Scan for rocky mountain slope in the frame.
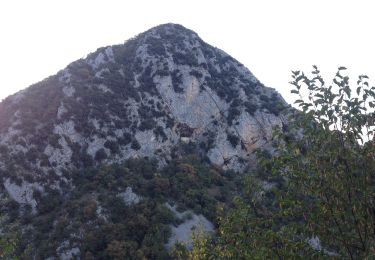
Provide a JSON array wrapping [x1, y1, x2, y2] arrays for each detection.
[[1, 23, 285, 202], [0, 23, 288, 258]]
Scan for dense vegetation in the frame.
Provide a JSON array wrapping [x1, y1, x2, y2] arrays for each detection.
[[1, 156, 237, 259], [186, 67, 375, 259]]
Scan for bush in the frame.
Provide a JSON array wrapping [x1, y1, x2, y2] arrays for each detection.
[[95, 148, 107, 161], [173, 52, 198, 66], [145, 37, 166, 57], [104, 140, 120, 154], [227, 133, 239, 148], [138, 119, 156, 131], [118, 132, 132, 146], [153, 126, 167, 141], [171, 70, 184, 93], [244, 101, 258, 115], [131, 139, 141, 150], [189, 70, 203, 78], [227, 107, 241, 126]]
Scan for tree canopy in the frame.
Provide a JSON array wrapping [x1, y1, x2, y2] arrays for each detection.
[[187, 67, 375, 259]]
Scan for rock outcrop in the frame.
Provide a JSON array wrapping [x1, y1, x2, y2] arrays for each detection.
[[0, 23, 287, 207]]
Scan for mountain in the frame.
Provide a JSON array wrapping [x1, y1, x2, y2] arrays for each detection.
[[0, 24, 288, 258]]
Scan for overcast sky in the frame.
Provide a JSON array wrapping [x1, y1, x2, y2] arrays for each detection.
[[0, 0, 374, 104]]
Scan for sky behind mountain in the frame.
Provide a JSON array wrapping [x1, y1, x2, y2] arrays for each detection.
[[0, 0, 374, 104]]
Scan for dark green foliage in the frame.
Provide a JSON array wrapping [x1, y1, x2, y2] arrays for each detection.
[[104, 140, 120, 154], [37, 189, 63, 214], [5, 200, 20, 222], [259, 92, 286, 116], [0, 230, 19, 259], [165, 116, 175, 129], [137, 104, 165, 131], [218, 55, 235, 64], [179, 142, 198, 156], [0, 76, 64, 169], [256, 92, 285, 116], [25, 147, 38, 163], [176, 123, 194, 137], [259, 94, 269, 102], [154, 126, 167, 141], [48, 134, 62, 149], [80, 151, 94, 167], [139, 65, 158, 95], [154, 25, 189, 52], [242, 81, 258, 96], [173, 52, 198, 66], [171, 70, 184, 93], [0, 145, 9, 156], [227, 107, 241, 126], [231, 98, 242, 108], [138, 119, 157, 131], [244, 101, 258, 115], [146, 36, 167, 57], [95, 148, 108, 161], [112, 37, 141, 71], [131, 139, 141, 150], [118, 132, 132, 146], [227, 133, 239, 148], [261, 99, 285, 116], [7, 156, 236, 259], [189, 70, 203, 78], [200, 131, 216, 152], [155, 69, 170, 77], [205, 67, 239, 103]]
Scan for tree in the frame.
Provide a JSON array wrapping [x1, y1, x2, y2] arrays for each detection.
[[0, 237, 17, 260], [0, 216, 18, 260], [190, 67, 375, 259], [106, 240, 137, 259]]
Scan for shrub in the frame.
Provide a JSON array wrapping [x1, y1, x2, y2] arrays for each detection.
[[227, 133, 239, 148], [227, 107, 241, 126], [145, 37, 166, 57], [189, 70, 203, 78], [95, 148, 107, 161], [244, 101, 258, 115], [131, 139, 141, 150], [171, 70, 184, 93], [104, 140, 120, 154]]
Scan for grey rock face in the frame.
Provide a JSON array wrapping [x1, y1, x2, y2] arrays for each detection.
[[0, 23, 288, 205], [3, 178, 43, 213], [117, 187, 141, 206], [164, 203, 214, 250]]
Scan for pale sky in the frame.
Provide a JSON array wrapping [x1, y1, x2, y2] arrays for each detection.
[[0, 0, 374, 104]]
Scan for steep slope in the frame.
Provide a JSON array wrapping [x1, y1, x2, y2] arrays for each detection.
[[0, 24, 286, 207], [0, 23, 289, 258]]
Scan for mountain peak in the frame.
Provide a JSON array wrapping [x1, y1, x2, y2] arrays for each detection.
[[149, 23, 193, 32], [143, 23, 197, 38], [0, 24, 289, 258], [0, 23, 287, 206]]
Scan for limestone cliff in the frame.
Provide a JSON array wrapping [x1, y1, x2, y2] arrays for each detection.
[[0, 23, 287, 208]]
